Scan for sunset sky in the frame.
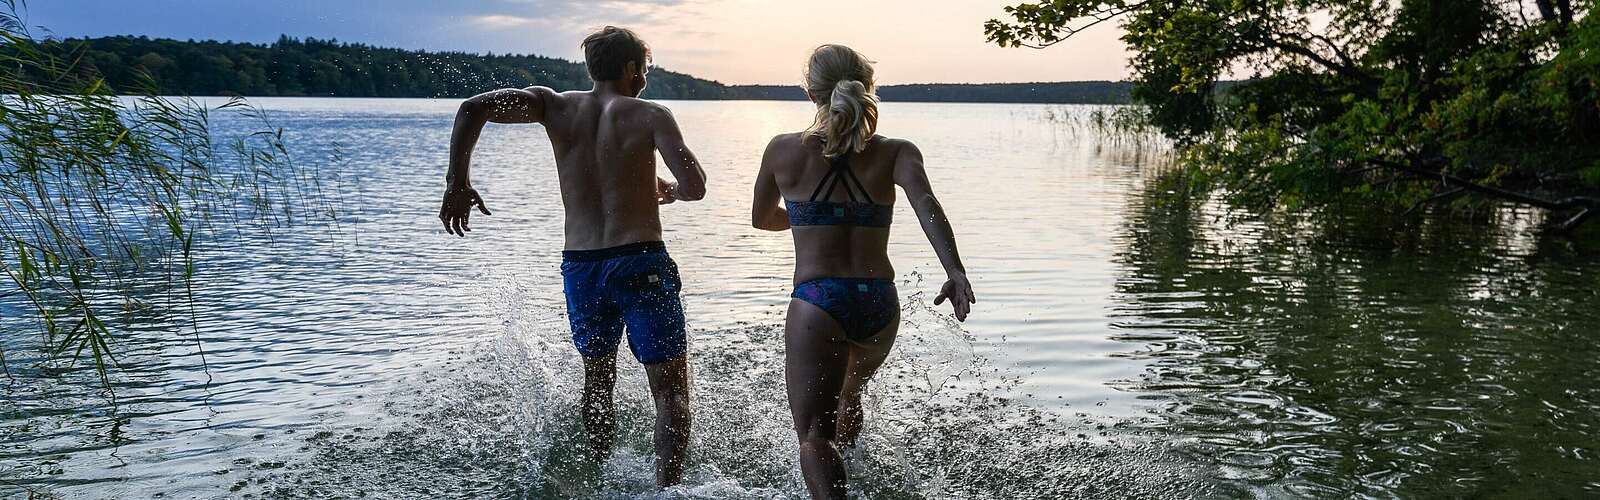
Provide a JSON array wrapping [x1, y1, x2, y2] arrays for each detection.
[[29, 0, 1132, 85]]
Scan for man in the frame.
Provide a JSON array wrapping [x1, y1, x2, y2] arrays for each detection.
[[437, 26, 707, 487]]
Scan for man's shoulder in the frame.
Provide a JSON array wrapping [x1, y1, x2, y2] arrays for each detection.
[[622, 97, 674, 118], [520, 85, 565, 101], [613, 99, 678, 132], [586, 94, 659, 111]]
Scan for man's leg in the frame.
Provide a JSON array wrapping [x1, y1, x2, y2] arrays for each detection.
[[565, 257, 624, 460], [620, 250, 691, 487], [582, 353, 619, 460], [643, 356, 691, 487]]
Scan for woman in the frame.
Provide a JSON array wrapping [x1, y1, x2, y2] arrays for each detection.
[[751, 44, 976, 499]]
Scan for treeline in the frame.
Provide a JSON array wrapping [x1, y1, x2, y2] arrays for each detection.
[[39, 35, 1132, 103], [47, 35, 725, 99], [727, 82, 1131, 104]]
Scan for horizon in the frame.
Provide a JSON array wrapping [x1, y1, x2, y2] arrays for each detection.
[[58, 33, 1137, 87], [25, 0, 1133, 86]]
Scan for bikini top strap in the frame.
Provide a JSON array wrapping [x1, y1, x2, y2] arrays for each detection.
[[808, 161, 841, 201], [806, 153, 875, 204], [836, 155, 875, 204]]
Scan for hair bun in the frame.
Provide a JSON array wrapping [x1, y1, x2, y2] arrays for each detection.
[[805, 45, 879, 158], [830, 80, 865, 112]]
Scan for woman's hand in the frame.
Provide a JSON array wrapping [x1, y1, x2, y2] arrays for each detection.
[[439, 186, 490, 236], [934, 271, 976, 322]]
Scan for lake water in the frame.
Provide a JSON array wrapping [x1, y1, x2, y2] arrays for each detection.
[[3, 98, 1598, 499]]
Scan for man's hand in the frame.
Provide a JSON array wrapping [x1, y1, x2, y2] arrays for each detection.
[[933, 271, 977, 322], [439, 186, 491, 237], [656, 177, 679, 205]]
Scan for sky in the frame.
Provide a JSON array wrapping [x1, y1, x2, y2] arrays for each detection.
[[26, 0, 1132, 85]]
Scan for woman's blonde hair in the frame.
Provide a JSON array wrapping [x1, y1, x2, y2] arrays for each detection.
[[804, 44, 878, 158]]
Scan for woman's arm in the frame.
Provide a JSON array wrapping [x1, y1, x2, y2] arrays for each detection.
[[892, 140, 975, 321], [751, 136, 791, 231]]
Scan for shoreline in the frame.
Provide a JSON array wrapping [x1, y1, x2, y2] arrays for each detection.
[[123, 94, 1141, 106]]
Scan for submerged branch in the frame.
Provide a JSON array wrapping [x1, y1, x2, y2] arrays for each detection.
[[1559, 208, 1594, 232], [1367, 158, 1600, 230], [1401, 187, 1467, 217]]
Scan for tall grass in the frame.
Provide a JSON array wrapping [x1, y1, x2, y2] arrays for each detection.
[[1039, 105, 1169, 146], [0, 1, 337, 387]]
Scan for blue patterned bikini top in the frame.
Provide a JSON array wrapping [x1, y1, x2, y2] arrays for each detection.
[[785, 153, 892, 228]]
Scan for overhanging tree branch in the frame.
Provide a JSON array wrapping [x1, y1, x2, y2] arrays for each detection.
[[1256, 35, 1378, 88], [995, 2, 1151, 49]]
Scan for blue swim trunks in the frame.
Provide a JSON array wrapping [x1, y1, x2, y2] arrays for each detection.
[[560, 241, 687, 364]]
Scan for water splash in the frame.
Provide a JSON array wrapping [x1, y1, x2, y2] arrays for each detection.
[[223, 268, 1204, 499]]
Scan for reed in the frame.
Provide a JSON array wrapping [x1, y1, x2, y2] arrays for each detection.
[[0, 1, 337, 386]]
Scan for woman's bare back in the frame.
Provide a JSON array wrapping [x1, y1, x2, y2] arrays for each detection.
[[764, 132, 909, 283]]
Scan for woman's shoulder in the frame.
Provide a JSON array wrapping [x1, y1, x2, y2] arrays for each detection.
[[767, 131, 811, 147], [764, 132, 820, 156], [868, 135, 917, 155]]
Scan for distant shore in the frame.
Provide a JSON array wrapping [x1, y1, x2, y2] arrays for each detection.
[[722, 82, 1131, 104], [51, 35, 1134, 105]]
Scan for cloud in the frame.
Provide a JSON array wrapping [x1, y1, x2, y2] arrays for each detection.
[[470, 14, 545, 29], [479, 0, 696, 23], [467, 0, 711, 49], [456, 0, 710, 69]]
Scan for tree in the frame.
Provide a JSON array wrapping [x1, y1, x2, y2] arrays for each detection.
[[988, 0, 1600, 231]]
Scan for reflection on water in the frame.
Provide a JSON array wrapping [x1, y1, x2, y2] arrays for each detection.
[[1111, 185, 1600, 497], [2, 98, 1596, 498]]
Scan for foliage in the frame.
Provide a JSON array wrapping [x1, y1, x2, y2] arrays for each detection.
[[988, 0, 1600, 231], [0, 5, 336, 385]]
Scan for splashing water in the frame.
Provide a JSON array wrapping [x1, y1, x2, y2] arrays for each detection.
[[233, 268, 1203, 499]]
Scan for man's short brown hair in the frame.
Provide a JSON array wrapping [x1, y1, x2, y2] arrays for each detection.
[[581, 26, 651, 81]]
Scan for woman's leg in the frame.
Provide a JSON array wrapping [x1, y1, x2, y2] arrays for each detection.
[[836, 313, 898, 447], [785, 299, 850, 499]]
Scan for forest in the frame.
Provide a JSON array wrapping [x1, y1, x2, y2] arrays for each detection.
[[50, 35, 724, 99], [42, 35, 1133, 103]]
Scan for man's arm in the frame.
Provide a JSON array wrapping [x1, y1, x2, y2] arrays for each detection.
[[439, 87, 551, 236], [751, 136, 790, 231], [892, 140, 976, 321], [647, 104, 707, 202]]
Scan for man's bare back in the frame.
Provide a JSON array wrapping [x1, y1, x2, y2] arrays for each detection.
[[540, 89, 705, 249], [438, 83, 705, 248]]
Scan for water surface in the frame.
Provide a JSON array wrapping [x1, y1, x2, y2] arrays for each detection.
[[2, 98, 1597, 498]]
